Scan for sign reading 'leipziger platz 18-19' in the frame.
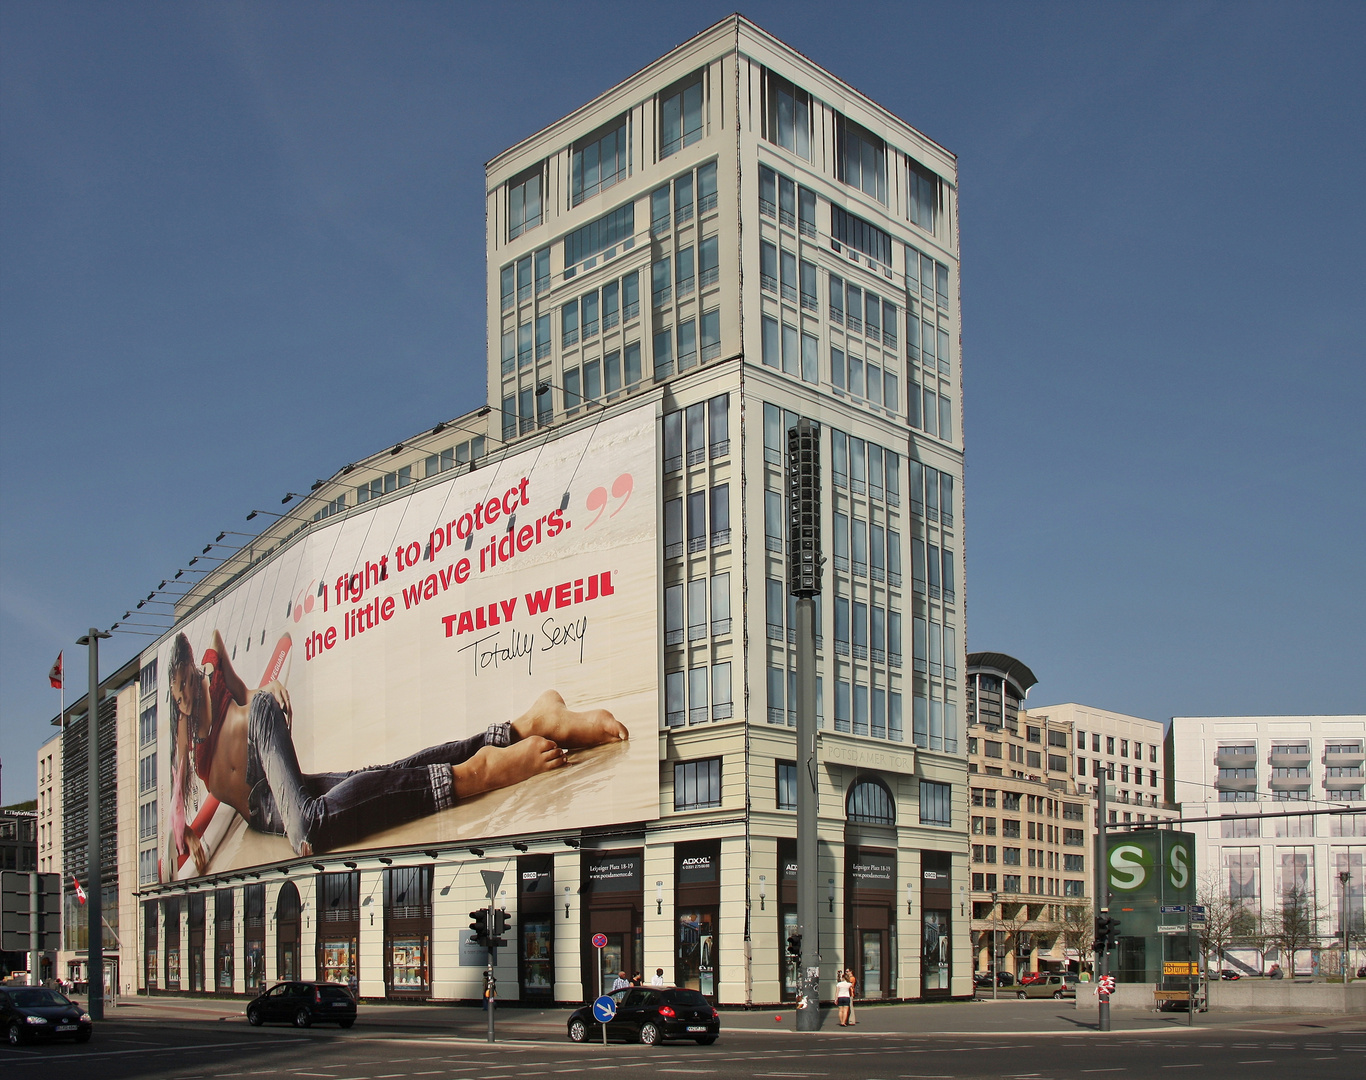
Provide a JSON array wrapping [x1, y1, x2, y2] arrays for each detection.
[[155, 410, 659, 882]]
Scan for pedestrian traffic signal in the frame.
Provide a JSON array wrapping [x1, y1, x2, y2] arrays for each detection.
[[786, 932, 802, 963], [490, 908, 511, 948], [469, 907, 490, 948]]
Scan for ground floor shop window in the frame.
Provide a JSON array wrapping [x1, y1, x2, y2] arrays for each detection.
[[388, 937, 428, 989], [166, 946, 181, 990], [145, 948, 158, 991], [677, 909, 716, 996], [922, 909, 950, 991], [320, 939, 357, 984], [217, 942, 233, 990], [245, 939, 265, 990], [522, 920, 553, 995]]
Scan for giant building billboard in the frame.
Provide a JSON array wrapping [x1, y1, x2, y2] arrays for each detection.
[[157, 410, 658, 881]]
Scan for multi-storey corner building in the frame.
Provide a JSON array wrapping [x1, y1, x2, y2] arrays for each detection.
[[1169, 714, 1365, 974], [964, 653, 1092, 977], [1028, 703, 1178, 828], [52, 16, 973, 1007]]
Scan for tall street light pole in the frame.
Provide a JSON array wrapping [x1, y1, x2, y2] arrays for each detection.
[[788, 420, 822, 1032], [76, 628, 110, 1020]]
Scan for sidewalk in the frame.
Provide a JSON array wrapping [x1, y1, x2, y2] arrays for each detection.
[[79, 993, 1366, 1038]]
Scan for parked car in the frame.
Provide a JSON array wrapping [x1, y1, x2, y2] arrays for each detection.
[[0, 986, 92, 1045], [1016, 974, 1079, 1000], [566, 986, 719, 1046], [246, 982, 356, 1028], [1018, 971, 1047, 985], [973, 971, 1016, 988], [1219, 970, 1241, 980]]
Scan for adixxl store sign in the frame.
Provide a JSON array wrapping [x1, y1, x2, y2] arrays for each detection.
[[1099, 831, 1196, 983]]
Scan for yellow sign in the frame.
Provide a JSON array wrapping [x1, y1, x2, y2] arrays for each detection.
[[1163, 962, 1198, 975]]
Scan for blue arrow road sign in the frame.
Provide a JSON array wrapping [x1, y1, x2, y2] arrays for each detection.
[[592, 995, 617, 1023], [1159, 905, 1187, 913]]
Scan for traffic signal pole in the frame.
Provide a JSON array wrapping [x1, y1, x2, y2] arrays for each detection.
[[1096, 780, 1110, 1031]]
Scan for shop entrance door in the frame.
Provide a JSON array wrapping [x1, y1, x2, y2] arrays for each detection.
[[860, 930, 886, 999], [921, 909, 951, 994]]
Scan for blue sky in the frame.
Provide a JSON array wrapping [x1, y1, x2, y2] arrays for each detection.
[[2, 3, 1363, 802]]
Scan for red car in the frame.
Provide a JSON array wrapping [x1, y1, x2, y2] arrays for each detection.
[[1018, 972, 1046, 985]]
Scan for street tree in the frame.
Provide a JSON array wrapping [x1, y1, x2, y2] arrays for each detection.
[[1059, 902, 1094, 974], [1196, 874, 1257, 975], [1266, 886, 1323, 976]]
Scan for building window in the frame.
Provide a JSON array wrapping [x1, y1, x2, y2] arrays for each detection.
[[830, 205, 893, 267], [777, 762, 797, 811], [507, 164, 543, 239], [711, 661, 732, 720], [660, 76, 703, 158], [907, 158, 937, 233], [564, 201, 635, 270], [675, 758, 721, 810], [847, 778, 895, 825], [920, 780, 951, 826], [763, 69, 810, 158], [666, 670, 685, 728], [572, 118, 627, 206], [835, 114, 887, 203], [699, 236, 719, 289]]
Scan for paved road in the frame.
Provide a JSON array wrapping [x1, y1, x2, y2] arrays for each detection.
[[4, 1010, 1363, 1080]]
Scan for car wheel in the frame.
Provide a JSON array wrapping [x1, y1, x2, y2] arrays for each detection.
[[694, 1036, 717, 1045], [1016, 991, 1026, 999], [1053, 990, 1065, 999], [339, 1019, 355, 1029], [639, 1021, 661, 1046], [294, 1008, 312, 1028], [247, 1007, 263, 1027], [568, 1019, 587, 1043], [75, 1030, 92, 1044], [7, 1022, 24, 1046]]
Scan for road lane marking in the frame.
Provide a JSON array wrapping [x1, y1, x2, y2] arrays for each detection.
[[1237, 1061, 1274, 1065]]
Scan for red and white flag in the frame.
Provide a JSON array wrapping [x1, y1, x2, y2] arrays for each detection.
[[48, 651, 63, 690], [72, 876, 87, 905]]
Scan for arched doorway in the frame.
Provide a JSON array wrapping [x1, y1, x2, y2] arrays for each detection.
[[276, 881, 301, 981]]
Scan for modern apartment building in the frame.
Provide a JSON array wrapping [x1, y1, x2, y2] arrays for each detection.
[[1028, 703, 1177, 828], [36, 733, 61, 877], [1168, 714, 1366, 974], [965, 654, 1092, 977], [87, 16, 975, 1006]]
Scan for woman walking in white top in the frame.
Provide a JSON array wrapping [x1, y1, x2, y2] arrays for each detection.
[[835, 972, 853, 1026]]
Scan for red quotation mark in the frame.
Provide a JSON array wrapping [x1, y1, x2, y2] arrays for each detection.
[[584, 473, 634, 529], [291, 580, 324, 622]]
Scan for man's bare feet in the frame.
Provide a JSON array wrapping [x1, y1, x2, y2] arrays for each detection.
[[454, 736, 567, 798], [511, 690, 629, 748]]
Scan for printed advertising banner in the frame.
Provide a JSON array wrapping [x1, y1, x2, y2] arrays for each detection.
[[159, 410, 658, 881]]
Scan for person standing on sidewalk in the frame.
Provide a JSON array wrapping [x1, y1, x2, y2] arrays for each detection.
[[835, 971, 853, 1026], [846, 969, 858, 1025]]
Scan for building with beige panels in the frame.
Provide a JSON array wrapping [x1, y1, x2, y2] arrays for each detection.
[[965, 653, 1093, 978], [50, 16, 975, 1006]]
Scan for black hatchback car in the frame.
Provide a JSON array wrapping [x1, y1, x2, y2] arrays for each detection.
[[567, 986, 719, 1046], [0, 987, 92, 1045], [246, 982, 356, 1028]]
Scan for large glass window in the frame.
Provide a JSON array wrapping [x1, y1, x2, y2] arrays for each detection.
[[907, 159, 938, 233], [660, 77, 703, 158], [764, 69, 810, 158], [675, 758, 722, 809], [572, 119, 627, 206], [508, 164, 543, 239], [836, 115, 887, 203]]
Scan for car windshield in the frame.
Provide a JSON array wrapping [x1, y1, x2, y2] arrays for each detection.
[[318, 986, 352, 1000], [663, 989, 709, 1006], [11, 989, 70, 1008]]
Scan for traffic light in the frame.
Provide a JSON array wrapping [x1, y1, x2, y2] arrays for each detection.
[[786, 932, 803, 964], [1093, 915, 1121, 952], [490, 908, 511, 949], [469, 907, 490, 948]]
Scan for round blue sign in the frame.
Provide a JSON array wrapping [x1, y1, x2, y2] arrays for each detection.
[[591, 995, 617, 1023]]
